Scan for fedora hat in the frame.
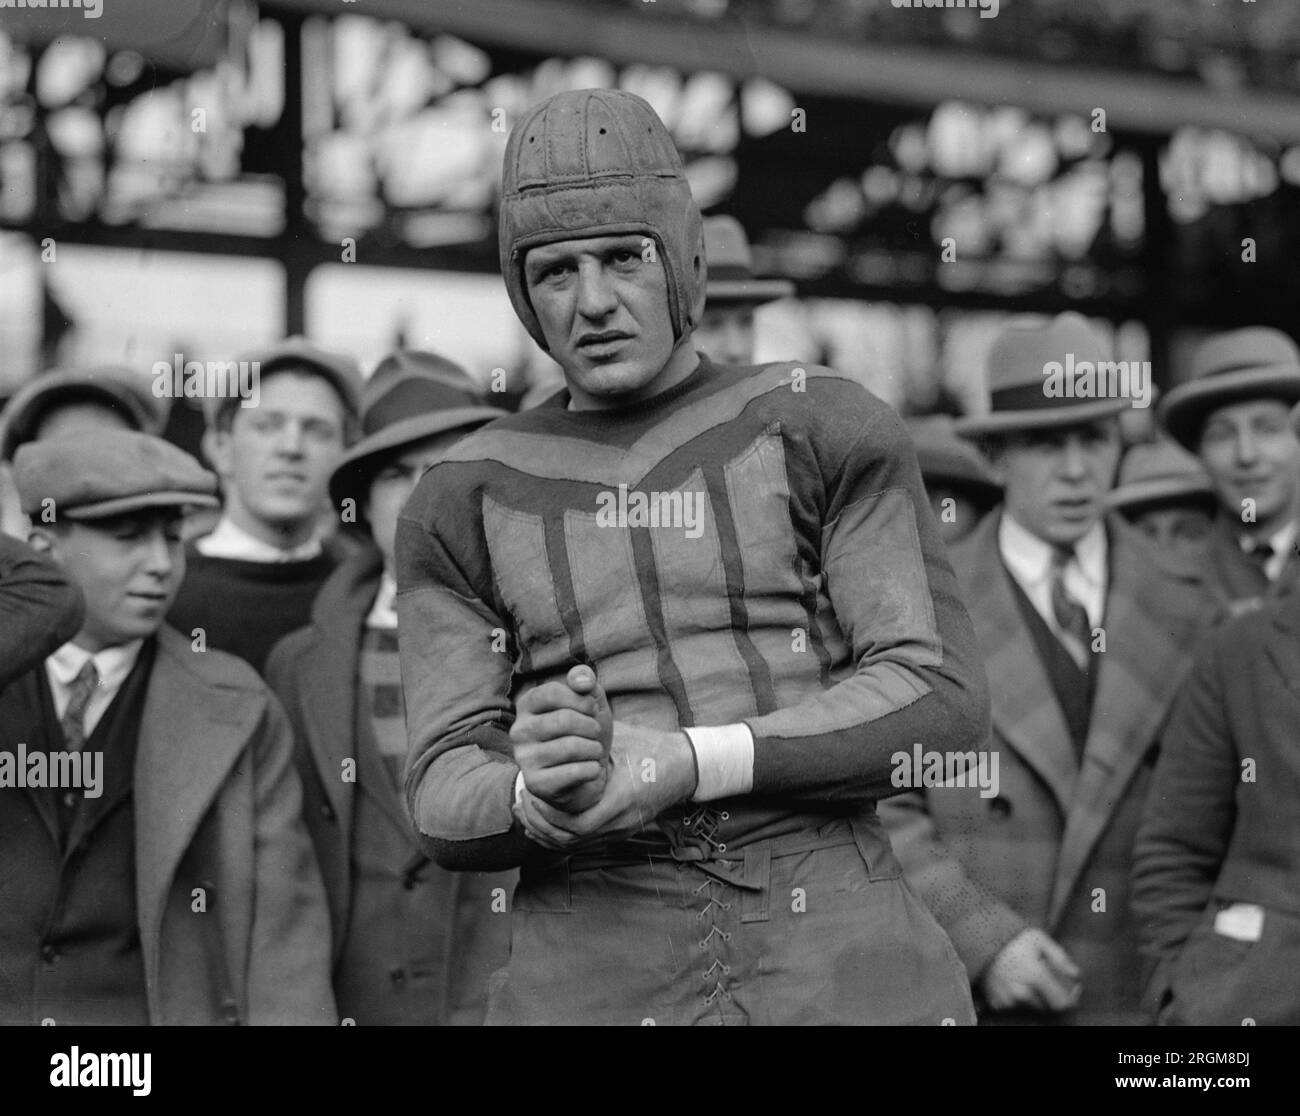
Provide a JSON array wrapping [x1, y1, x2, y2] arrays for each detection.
[[954, 313, 1132, 438], [703, 216, 795, 305], [0, 364, 168, 461], [328, 351, 506, 517], [906, 416, 1002, 508], [1157, 327, 1300, 451], [1106, 439, 1215, 515]]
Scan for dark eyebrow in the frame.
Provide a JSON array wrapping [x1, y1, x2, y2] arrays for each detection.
[[526, 246, 575, 273]]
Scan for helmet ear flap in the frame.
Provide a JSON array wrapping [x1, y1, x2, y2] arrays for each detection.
[[687, 229, 708, 332]]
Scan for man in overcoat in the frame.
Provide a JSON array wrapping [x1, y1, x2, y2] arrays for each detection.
[[1156, 327, 1300, 617], [267, 351, 512, 1025], [1129, 398, 1300, 1027], [1, 432, 335, 1025], [882, 314, 1211, 1024]]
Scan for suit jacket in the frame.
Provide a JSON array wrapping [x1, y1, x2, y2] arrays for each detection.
[[1131, 593, 1300, 1025], [0, 624, 336, 1024], [266, 546, 514, 1025], [1201, 514, 1300, 618], [880, 511, 1211, 1024], [0, 535, 83, 691]]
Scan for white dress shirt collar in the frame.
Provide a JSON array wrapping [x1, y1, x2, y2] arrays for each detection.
[[998, 512, 1108, 631], [196, 515, 324, 563], [46, 639, 145, 738]]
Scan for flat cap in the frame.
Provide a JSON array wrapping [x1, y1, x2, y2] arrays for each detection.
[[0, 364, 168, 461], [204, 336, 363, 430], [13, 431, 220, 521]]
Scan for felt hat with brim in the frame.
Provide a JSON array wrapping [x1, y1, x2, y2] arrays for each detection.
[[954, 313, 1131, 438], [703, 216, 795, 305], [907, 416, 1002, 507], [13, 431, 218, 520], [329, 351, 506, 514], [0, 365, 167, 461], [1107, 439, 1216, 514], [1157, 327, 1300, 451], [204, 336, 364, 429]]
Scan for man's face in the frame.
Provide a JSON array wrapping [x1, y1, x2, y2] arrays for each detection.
[[364, 432, 462, 573], [1126, 504, 1214, 567], [208, 370, 346, 532], [694, 303, 756, 366], [33, 512, 185, 652], [991, 418, 1122, 546], [524, 234, 683, 409], [33, 401, 133, 442], [1197, 398, 1300, 529]]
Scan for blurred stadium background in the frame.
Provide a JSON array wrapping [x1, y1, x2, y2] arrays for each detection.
[[2, 0, 1299, 452]]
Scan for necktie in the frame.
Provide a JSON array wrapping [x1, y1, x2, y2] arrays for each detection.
[[60, 659, 100, 751], [1050, 546, 1092, 664]]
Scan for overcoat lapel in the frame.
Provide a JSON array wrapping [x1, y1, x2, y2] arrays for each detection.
[[134, 627, 258, 1010], [298, 615, 362, 837], [298, 549, 410, 839], [1049, 518, 1205, 925], [1262, 600, 1300, 691], [955, 514, 1078, 816], [1206, 516, 1268, 603]]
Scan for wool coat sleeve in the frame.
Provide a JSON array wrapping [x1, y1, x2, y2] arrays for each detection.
[[243, 690, 338, 1023], [1130, 635, 1238, 1015], [0, 533, 84, 690], [878, 789, 1029, 982]]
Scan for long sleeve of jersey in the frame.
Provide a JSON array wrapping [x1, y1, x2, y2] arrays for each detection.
[[396, 360, 989, 870]]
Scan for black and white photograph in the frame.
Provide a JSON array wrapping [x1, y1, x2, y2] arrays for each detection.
[[0, 0, 1296, 1082]]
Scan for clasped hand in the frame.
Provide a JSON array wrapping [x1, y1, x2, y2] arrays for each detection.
[[508, 665, 697, 850]]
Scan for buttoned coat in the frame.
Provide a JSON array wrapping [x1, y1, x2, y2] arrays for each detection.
[[0, 624, 337, 1024], [881, 511, 1211, 1024], [1131, 592, 1300, 1025], [266, 545, 514, 1025]]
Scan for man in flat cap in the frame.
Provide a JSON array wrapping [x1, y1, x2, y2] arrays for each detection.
[[0, 363, 170, 553], [168, 336, 363, 673], [880, 313, 1211, 1024], [396, 89, 986, 1025], [1132, 405, 1300, 1026], [0, 363, 167, 464], [692, 215, 794, 367], [0, 432, 334, 1024], [267, 352, 513, 1025], [1157, 327, 1300, 616]]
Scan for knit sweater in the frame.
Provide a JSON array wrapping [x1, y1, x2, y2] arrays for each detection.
[[396, 357, 990, 870], [168, 541, 343, 675]]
